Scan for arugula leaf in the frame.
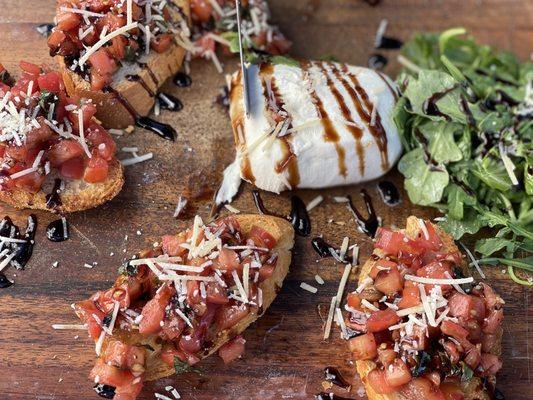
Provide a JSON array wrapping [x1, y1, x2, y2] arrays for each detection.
[[396, 28, 533, 283], [398, 148, 449, 206], [270, 55, 299, 67]]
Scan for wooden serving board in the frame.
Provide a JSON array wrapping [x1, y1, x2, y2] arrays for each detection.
[[0, 1, 531, 399]]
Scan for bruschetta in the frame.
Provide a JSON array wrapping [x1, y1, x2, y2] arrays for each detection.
[[344, 217, 504, 399], [221, 59, 401, 199], [0, 61, 123, 212], [48, 0, 191, 129], [73, 214, 294, 399]]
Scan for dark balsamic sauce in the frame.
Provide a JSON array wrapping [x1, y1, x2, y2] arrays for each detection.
[[137, 63, 159, 85], [0, 273, 13, 288], [215, 85, 230, 110], [423, 86, 457, 121], [347, 190, 379, 238], [157, 92, 183, 112], [125, 74, 155, 97], [173, 72, 192, 87], [46, 218, 69, 242], [252, 190, 311, 236], [315, 393, 354, 400], [45, 178, 63, 210], [362, 0, 381, 6], [36, 23, 54, 37], [311, 237, 351, 264], [324, 367, 351, 389], [375, 36, 403, 49], [377, 181, 400, 206], [459, 95, 476, 128], [289, 196, 311, 236], [93, 383, 116, 399], [493, 388, 505, 399], [103, 86, 176, 141], [368, 53, 388, 70]]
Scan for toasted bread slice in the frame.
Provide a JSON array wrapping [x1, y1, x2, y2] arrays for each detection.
[[76, 214, 294, 384], [57, 0, 190, 129], [355, 216, 500, 400], [0, 158, 124, 213]]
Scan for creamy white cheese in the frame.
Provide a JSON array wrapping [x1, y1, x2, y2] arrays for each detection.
[[228, 60, 402, 194]]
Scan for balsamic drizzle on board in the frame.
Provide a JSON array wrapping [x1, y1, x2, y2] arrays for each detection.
[[0, 215, 38, 289], [315, 393, 354, 400], [324, 366, 351, 389], [46, 218, 69, 242], [376, 180, 400, 206], [347, 190, 379, 238]]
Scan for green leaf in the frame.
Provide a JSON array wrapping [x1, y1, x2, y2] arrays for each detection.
[[445, 184, 476, 220], [439, 208, 483, 239], [475, 237, 515, 257], [118, 261, 138, 277], [419, 120, 463, 163], [460, 362, 474, 382], [270, 55, 299, 67], [525, 162, 533, 196], [398, 148, 449, 206], [472, 156, 513, 192]]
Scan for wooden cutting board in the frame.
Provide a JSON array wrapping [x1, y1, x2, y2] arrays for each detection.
[[0, 1, 531, 399]]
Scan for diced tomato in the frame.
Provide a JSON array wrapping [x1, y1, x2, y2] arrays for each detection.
[[107, 36, 127, 60], [346, 292, 362, 310], [348, 333, 377, 360], [217, 248, 241, 273], [48, 140, 85, 167], [67, 101, 97, 130], [248, 226, 277, 249], [104, 341, 145, 370], [47, 30, 67, 53], [90, 359, 134, 388], [449, 293, 486, 321], [369, 259, 397, 279], [193, 35, 216, 58], [114, 379, 143, 400], [13, 169, 45, 193], [84, 153, 109, 183], [481, 330, 501, 353], [440, 320, 471, 350], [161, 233, 188, 257], [266, 34, 293, 55], [367, 369, 396, 394], [216, 303, 249, 331], [160, 314, 186, 341], [478, 353, 502, 376], [89, 49, 118, 77], [257, 263, 276, 282], [190, 0, 213, 23], [151, 34, 173, 53], [377, 348, 397, 367], [37, 71, 62, 93], [85, 122, 116, 160], [96, 13, 126, 32], [397, 281, 421, 309], [416, 261, 452, 292], [366, 309, 400, 332], [464, 345, 481, 369], [139, 284, 174, 334], [374, 268, 404, 296], [206, 282, 229, 304], [74, 299, 106, 340], [400, 377, 446, 400], [19, 61, 41, 76], [56, 12, 81, 31], [5, 144, 28, 162], [218, 335, 246, 364], [90, 70, 110, 91], [480, 283, 504, 310], [11, 72, 38, 95], [87, 0, 113, 12], [442, 340, 461, 364], [385, 359, 412, 387], [375, 228, 423, 257], [60, 157, 86, 179], [482, 308, 503, 334], [415, 221, 443, 251]]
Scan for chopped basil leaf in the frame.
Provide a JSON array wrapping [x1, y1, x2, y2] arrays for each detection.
[[173, 357, 203, 376]]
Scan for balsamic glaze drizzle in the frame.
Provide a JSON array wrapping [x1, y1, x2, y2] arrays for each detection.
[[368, 53, 388, 70], [93, 383, 116, 399], [46, 218, 69, 242], [157, 92, 183, 112], [0, 214, 38, 288], [173, 72, 192, 87], [375, 36, 403, 49], [423, 86, 457, 121], [311, 237, 352, 264], [377, 181, 400, 206], [252, 189, 270, 215], [347, 190, 379, 238], [289, 196, 311, 236], [45, 178, 63, 210], [324, 367, 351, 389], [103, 86, 177, 141]]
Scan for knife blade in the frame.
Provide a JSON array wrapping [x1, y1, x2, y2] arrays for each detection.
[[235, 0, 251, 118]]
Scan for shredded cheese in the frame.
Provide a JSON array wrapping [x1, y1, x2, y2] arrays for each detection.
[[404, 275, 474, 285], [306, 195, 324, 212], [323, 296, 337, 340], [79, 22, 138, 66], [300, 282, 318, 293]]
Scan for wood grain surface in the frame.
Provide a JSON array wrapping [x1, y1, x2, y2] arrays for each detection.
[[0, 0, 531, 399]]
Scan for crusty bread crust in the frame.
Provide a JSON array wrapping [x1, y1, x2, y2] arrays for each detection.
[[57, 0, 190, 129], [92, 214, 294, 381], [0, 158, 124, 213], [355, 216, 497, 400]]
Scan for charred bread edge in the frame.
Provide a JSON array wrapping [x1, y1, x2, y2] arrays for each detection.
[[355, 216, 498, 400]]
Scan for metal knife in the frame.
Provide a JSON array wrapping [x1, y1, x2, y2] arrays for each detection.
[[235, 0, 251, 118]]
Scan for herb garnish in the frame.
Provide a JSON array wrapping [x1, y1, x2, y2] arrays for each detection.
[[394, 28, 533, 284], [173, 356, 203, 376]]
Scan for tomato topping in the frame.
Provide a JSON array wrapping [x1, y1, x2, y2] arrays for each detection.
[[139, 284, 174, 334], [385, 359, 412, 387], [13, 169, 45, 193], [151, 34, 173, 53], [366, 309, 400, 332], [448, 293, 486, 321], [60, 157, 86, 180], [84, 152, 109, 183], [19, 61, 41, 76], [375, 227, 423, 257], [397, 281, 421, 309], [48, 140, 85, 167], [161, 233, 188, 257], [369, 259, 397, 279], [190, 0, 213, 23], [346, 292, 362, 310], [374, 268, 404, 296], [56, 12, 82, 31], [74, 299, 105, 340], [206, 282, 230, 304], [216, 303, 249, 331], [217, 248, 241, 273], [478, 353, 502, 376], [85, 122, 116, 160], [377, 348, 397, 367], [248, 225, 277, 249], [367, 369, 396, 394], [218, 335, 246, 364], [440, 381, 465, 400], [37, 71, 62, 93], [400, 378, 445, 400], [482, 308, 503, 334], [348, 333, 377, 360], [89, 49, 118, 77], [416, 261, 453, 291]]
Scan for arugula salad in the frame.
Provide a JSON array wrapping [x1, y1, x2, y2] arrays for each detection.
[[393, 28, 532, 285]]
